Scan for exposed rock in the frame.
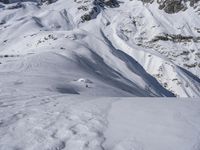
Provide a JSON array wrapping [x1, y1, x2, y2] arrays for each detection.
[[0, 0, 57, 4], [161, 0, 185, 14], [151, 33, 200, 43], [140, 0, 200, 13], [100, 0, 119, 7]]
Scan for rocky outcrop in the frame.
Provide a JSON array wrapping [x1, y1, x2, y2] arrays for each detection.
[[159, 0, 186, 14], [0, 0, 56, 4], [77, 0, 119, 22], [151, 34, 200, 43], [98, 0, 119, 7], [140, 0, 200, 13]]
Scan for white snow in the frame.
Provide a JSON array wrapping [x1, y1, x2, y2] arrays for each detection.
[[0, 0, 200, 97], [0, 0, 200, 149], [104, 98, 200, 150], [0, 96, 200, 150]]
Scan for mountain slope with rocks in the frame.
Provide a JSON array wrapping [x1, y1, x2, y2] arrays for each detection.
[[0, 0, 200, 97]]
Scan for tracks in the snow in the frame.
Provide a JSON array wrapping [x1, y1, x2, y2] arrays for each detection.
[[0, 95, 110, 150]]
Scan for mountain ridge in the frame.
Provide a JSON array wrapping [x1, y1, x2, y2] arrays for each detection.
[[0, 0, 200, 97]]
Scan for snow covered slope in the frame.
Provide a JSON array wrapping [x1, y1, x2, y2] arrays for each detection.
[[0, 0, 200, 97], [0, 96, 200, 150], [0, 1, 200, 149]]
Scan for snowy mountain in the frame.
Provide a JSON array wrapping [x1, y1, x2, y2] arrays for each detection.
[[1, 1, 200, 150], [0, 0, 200, 97], [0, 96, 200, 150]]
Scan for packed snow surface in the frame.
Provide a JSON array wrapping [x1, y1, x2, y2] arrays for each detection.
[[0, 96, 200, 150]]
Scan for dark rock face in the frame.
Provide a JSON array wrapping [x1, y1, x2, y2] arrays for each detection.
[[140, 0, 154, 3], [0, 0, 9, 4], [140, 0, 200, 13], [40, 0, 57, 4], [0, 0, 15, 3], [0, 0, 56, 4], [79, 0, 119, 22], [151, 33, 200, 43], [101, 0, 119, 7], [161, 0, 185, 14], [190, 0, 200, 6], [94, 0, 119, 8]]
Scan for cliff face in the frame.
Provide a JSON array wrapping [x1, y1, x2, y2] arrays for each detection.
[[140, 0, 200, 13]]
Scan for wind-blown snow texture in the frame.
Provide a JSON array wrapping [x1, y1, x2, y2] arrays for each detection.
[[0, 96, 200, 150]]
